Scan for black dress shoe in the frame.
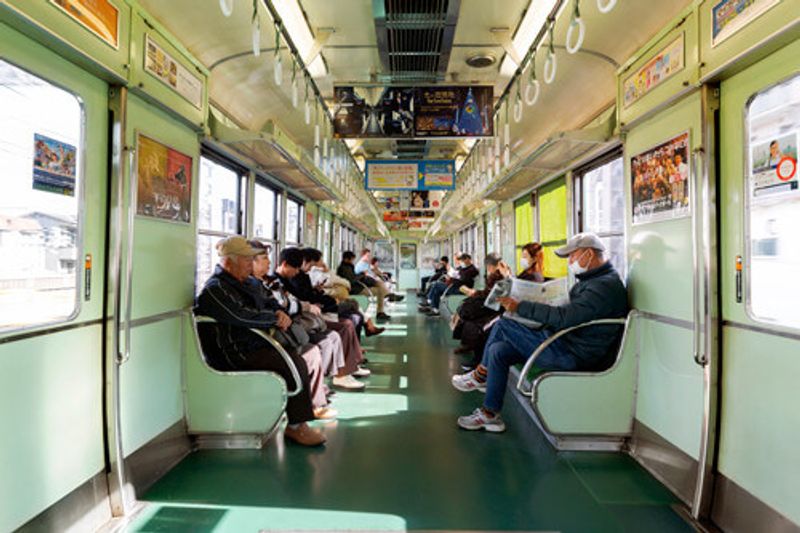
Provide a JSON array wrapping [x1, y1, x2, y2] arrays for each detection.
[[365, 326, 385, 337], [376, 312, 391, 321]]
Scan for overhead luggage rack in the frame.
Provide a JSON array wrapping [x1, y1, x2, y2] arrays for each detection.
[[486, 107, 618, 202], [208, 110, 341, 203]]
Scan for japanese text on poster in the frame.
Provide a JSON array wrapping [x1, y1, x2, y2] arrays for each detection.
[[33, 134, 77, 196], [144, 35, 203, 109], [136, 134, 193, 223], [631, 131, 691, 225], [623, 35, 684, 108]]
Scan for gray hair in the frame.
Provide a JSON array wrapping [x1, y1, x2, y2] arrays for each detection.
[[484, 253, 502, 267]]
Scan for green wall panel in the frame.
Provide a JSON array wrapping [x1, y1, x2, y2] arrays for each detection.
[[538, 178, 568, 279], [121, 318, 184, 455], [635, 319, 702, 458]]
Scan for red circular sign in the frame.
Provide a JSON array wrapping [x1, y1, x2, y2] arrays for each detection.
[[776, 156, 797, 182]]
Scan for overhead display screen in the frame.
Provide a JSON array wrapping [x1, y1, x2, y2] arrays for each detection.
[[333, 85, 493, 139]]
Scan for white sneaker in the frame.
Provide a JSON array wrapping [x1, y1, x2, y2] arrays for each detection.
[[457, 408, 506, 432], [451, 371, 486, 393], [332, 375, 366, 390], [352, 366, 371, 378]]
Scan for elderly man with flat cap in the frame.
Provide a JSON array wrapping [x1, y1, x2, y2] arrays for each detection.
[[451, 232, 628, 433], [194, 236, 325, 447]]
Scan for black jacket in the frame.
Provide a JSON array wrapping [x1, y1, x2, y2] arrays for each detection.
[[285, 271, 339, 314], [516, 262, 628, 370], [193, 265, 283, 368], [450, 263, 479, 289]]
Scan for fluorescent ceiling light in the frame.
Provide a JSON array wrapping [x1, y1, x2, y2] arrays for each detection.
[[499, 0, 560, 78], [273, 0, 327, 78]]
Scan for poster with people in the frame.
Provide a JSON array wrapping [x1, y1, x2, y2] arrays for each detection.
[[136, 134, 193, 223], [334, 85, 492, 139], [33, 133, 77, 196], [631, 132, 691, 225], [750, 133, 799, 196], [712, 0, 780, 47]]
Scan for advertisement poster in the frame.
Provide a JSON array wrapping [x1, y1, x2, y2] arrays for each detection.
[[50, 0, 119, 48], [415, 86, 493, 137], [144, 35, 203, 109], [366, 160, 455, 190], [366, 161, 418, 190], [400, 243, 417, 270], [333, 86, 415, 138], [712, 0, 780, 47], [631, 131, 691, 225], [136, 134, 193, 223], [334, 85, 492, 139], [623, 34, 684, 108], [750, 132, 798, 197], [410, 190, 445, 210], [32, 134, 77, 196]]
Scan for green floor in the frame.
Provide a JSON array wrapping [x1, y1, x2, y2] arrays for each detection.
[[129, 297, 691, 532]]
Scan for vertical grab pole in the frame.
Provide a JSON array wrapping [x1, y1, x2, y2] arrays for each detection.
[[105, 86, 132, 517], [691, 85, 721, 521]]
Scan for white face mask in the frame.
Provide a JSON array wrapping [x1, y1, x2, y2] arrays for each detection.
[[568, 250, 591, 276], [520, 258, 530, 270]]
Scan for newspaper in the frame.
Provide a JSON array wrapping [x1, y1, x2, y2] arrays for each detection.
[[484, 277, 569, 328]]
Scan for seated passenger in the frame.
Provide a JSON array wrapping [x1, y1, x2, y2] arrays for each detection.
[[298, 248, 385, 338], [418, 256, 448, 296], [454, 244, 546, 371], [194, 236, 325, 446], [337, 250, 391, 320], [249, 242, 339, 419], [274, 247, 368, 391], [452, 233, 628, 433], [420, 253, 479, 316]]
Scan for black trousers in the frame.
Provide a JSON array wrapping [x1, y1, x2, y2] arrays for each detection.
[[420, 275, 432, 292], [235, 347, 315, 424]]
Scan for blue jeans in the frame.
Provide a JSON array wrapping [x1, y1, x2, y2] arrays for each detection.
[[481, 318, 576, 412], [427, 281, 449, 309]]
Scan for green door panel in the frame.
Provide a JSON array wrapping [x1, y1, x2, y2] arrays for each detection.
[[121, 318, 184, 455], [718, 38, 800, 525], [0, 21, 109, 532]]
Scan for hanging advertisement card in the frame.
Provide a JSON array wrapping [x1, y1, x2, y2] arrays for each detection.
[[712, 0, 781, 47], [32, 134, 77, 196], [144, 35, 203, 109], [366, 161, 419, 190], [631, 131, 691, 225], [422, 161, 455, 188], [623, 34, 684, 108], [750, 132, 799, 197], [332, 86, 415, 138], [50, 0, 119, 49], [136, 133, 193, 223], [415, 86, 493, 137]]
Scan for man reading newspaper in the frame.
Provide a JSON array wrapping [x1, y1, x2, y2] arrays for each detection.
[[451, 233, 629, 433]]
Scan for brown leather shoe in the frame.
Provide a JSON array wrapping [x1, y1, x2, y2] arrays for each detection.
[[284, 423, 326, 446]]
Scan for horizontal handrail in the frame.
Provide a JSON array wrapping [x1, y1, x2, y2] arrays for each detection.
[[516, 313, 633, 397], [194, 315, 303, 397]]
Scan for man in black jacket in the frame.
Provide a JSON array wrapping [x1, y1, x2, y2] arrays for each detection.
[[418, 256, 448, 296], [452, 233, 628, 433], [421, 254, 479, 316], [337, 251, 391, 319], [194, 236, 325, 446]]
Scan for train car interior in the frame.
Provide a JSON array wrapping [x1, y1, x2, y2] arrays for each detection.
[[1, 0, 799, 531]]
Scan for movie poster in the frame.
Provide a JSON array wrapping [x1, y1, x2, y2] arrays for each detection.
[[333, 85, 492, 138], [33, 134, 77, 196], [712, 0, 780, 47], [415, 86, 493, 137], [631, 132, 691, 225], [136, 134, 193, 223], [750, 132, 799, 197]]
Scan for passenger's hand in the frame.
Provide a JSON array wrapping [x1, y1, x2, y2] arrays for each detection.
[[497, 296, 520, 313], [275, 310, 292, 331], [498, 261, 512, 278], [464, 288, 476, 297], [307, 304, 322, 316]]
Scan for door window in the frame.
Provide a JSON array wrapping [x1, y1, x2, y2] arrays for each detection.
[[0, 60, 84, 331], [745, 74, 800, 329]]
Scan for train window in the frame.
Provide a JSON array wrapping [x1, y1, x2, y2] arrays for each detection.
[[745, 74, 800, 329], [196, 154, 244, 292], [575, 154, 626, 277], [253, 180, 277, 241], [285, 197, 302, 245], [0, 60, 83, 331]]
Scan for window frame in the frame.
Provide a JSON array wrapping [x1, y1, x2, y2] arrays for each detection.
[[743, 73, 800, 331], [0, 59, 87, 334], [284, 195, 304, 246]]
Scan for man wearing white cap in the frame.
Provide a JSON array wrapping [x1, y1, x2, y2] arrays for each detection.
[[194, 236, 325, 446], [452, 232, 628, 433]]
